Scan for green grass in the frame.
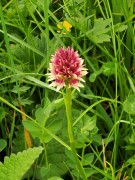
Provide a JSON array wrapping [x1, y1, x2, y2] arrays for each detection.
[[0, 0, 135, 179]]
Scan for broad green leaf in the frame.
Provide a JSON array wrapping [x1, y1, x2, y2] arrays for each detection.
[[82, 153, 94, 166], [73, 109, 98, 147], [11, 85, 30, 94], [92, 134, 102, 146], [125, 145, 135, 151], [91, 34, 111, 43], [13, 125, 25, 153], [72, 167, 96, 179], [93, 18, 111, 35], [23, 119, 62, 143], [101, 62, 115, 76], [43, 120, 62, 143], [40, 166, 49, 177], [84, 168, 97, 178], [129, 133, 135, 144], [81, 115, 97, 133], [47, 164, 67, 178], [23, 120, 41, 132], [65, 149, 74, 162], [46, 139, 68, 177], [35, 107, 47, 124], [126, 155, 135, 164], [89, 62, 115, 82], [123, 94, 135, 114], [48, 177, 63, 180], [86, 18, 111, 43], [23, 120, 43, 142], [0, 139, 7, 152], [0, 147, 43, 180], [0, 107, 6, 123], [35, 102, 55, 125], [115, 24, 128, 32], [12, 97, 33, 107], [89, 70, 101, 82]]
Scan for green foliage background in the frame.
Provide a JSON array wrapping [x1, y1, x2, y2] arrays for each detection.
[[0, 0, 135, 179]]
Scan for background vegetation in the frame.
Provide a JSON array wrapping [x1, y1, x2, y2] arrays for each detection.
[[0, 0, 135, 179]]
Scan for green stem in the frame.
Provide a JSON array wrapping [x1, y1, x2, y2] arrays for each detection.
[[64, 86, 87, 180]]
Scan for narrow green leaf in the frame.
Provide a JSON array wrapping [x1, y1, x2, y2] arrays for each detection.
[[0, 107, 6, 123], [0, 139, 7, 152]]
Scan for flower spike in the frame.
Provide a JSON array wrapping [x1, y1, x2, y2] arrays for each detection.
[[48, 47, 87, 91]]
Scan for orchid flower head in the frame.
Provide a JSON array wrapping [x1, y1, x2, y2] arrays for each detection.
[[48, 47, 87, 91]]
